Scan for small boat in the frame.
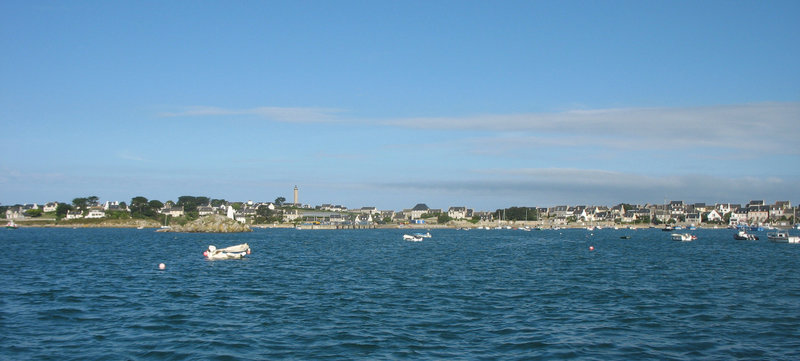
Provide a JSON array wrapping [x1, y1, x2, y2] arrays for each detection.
[[767, 231, 800, 244], [661, 226, 674, 232], [403, 234, 423, 242], [6, 220, 19, 229], [203, 243, 251, 260], [413, 232, 432, 238], [733, 230, 758, 240], [671, 233, 696, 242], [620, 236, 631, 239]]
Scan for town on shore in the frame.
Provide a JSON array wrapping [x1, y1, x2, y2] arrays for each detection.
[[3, 189, 798, 230]]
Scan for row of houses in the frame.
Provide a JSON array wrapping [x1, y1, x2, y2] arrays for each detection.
[[536, 200, 796, 225], [5, 198, 797, 226]]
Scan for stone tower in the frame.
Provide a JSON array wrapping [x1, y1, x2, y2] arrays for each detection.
[[293, 185, 299, 205]]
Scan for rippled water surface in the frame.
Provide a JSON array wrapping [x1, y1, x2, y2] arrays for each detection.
[[2, 227, 799, 360]]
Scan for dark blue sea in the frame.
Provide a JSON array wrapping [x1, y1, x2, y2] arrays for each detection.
[[1, 227, 799, 360]]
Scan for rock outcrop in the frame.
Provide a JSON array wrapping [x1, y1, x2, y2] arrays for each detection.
[[158, 214, 252, 233]]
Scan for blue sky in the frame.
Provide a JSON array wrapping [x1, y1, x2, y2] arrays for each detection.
[[1, 0, 798, 210]]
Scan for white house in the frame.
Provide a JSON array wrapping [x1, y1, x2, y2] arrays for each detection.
[[729, 208, 748, 225], [282, 209, 301, 222], [5, 206, 24, 219], [359, 207, 380, 215], [163, 206, 185, 217], [66, 211, 83, 220], [86, 209, 106, 219], [43, 202, 59, 212], [706, 209, 724, 223], [448, 206, 469, 220]]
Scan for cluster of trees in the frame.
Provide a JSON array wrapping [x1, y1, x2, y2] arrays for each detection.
[[494, 207, 539, 221]]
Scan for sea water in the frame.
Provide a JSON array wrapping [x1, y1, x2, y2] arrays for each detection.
[[1, 227, 798, 360]]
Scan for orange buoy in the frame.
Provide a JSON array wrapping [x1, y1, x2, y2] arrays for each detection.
[[589, 246, 594, 251], [158, 263, 166, 270]]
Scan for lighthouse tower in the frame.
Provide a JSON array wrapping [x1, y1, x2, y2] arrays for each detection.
[[293, 185, 299, 205]]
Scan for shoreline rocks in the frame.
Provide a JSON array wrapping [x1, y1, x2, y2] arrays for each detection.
[[157, 214, 252, 233]]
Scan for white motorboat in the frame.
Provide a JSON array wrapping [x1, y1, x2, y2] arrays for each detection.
[[403, 234, 423, 242], [767, 231, 800, 243], [413, 232, 432, 238], [671, 233, 696, 242], [733, 230, 758, 240], [204, 243, 251, 260]]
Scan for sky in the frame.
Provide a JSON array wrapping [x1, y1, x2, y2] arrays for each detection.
[[1, 0, 799, 211]]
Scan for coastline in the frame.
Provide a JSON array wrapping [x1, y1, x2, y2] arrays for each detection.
[[5, 217, 743, 231]]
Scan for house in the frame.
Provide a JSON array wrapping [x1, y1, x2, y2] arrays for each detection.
[[234, 209, 256, 223], [669, 201, 686, 216], [43, 202, 59, 212], [715, 203, 735, 215], [85, 209, 106, 219], [359, 207, 380, 215], [611, 204, 627, 217], [686, 212, 702, 224], [405, 203, 430, 220], [66, 211, 83, 220], [653, 209, 671, 223], [706, 209, 724, 223], [329, 213, 347, 224], [550, 206, 570, 218], [447, 206, 469, 220], [355, 214, 373, 224], [729, 208, 748, 225], [747, 205, 769, 224], [622, 210, 638, 223], [691, 203, 709, 213], [103, 201, 122, 210], [163, 206, 185, 217], [282, 209, 301, 222], [573, 206, 588, 221], [5, 206, 24, 219], [472, 211, 494, 222], [198, 206, 215, 216], [319, 204, 347, 212], [380, 210, 395, 221]]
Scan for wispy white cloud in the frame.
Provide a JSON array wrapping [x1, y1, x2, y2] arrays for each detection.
[[382, 102, 800, 152], [374, 167, 798, 206], [159, 106, 345, 123], [116, 151, 147, 162]]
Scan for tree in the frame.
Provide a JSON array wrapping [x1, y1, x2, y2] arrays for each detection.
[[56, 203, 73, 219], [72, 197, 88, 211], [87, 196, 100, 206], [130, 196, 149, 216], [148, 200, 164, 211], [275, 197, 286, 206], [24, 209, 43, 217], [437, 214, 452, 224]]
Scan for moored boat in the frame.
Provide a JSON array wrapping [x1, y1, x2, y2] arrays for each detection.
[[6, 220, 18, 229], [671, 233, 696, 241], [733, 230, 758, 240], [767, 231, 800, 244], [203, 243, 251, 260], [403, 234, 423, 242]]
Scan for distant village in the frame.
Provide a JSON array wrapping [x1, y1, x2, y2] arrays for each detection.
[[3, 192, 798, 228]]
